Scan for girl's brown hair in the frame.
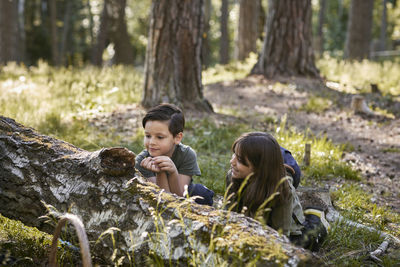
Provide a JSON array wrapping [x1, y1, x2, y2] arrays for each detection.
[[229, 132, 290, 217]]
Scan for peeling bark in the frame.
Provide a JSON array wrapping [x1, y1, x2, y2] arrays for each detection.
[[0, 116, 320, 265]]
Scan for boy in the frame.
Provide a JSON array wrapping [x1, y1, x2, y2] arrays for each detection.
[[135, 104, 213, 205]]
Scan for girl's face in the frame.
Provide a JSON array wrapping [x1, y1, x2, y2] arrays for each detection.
[[230, 148, 254, 179]]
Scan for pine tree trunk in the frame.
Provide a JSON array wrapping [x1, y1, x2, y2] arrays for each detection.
[[0, 0, 20, 64], [49, 0, 60, 66], [91, 0, 110, 66], [315, 0, 326, 55], [251, 0, 319, 78], [0, 116, 319, 265], [379, 0, 387, 51], [219, 0, 229, 64], [111, 0, 135, 65], [201, 0, 212, 67], [237, 0, 260, 61], [344, 0, 374, 60], [143, 0, 212, 112]]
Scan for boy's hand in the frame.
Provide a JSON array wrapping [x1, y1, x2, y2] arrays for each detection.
[[140, 157, 161, 173], [152, 156, 178, 175]]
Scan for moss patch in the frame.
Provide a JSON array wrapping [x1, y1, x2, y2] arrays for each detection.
[[0, 213, 52, 265]]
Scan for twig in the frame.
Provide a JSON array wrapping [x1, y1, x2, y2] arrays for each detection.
[[326, 207, 399, 261], [49, 213, 92, 267]]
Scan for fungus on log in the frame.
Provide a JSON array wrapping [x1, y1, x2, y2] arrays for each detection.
[[0, 116, 320, 265]]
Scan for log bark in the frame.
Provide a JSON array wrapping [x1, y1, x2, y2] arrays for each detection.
[[0, 116, 320, 265]]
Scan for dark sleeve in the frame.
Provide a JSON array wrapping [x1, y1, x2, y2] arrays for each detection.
[[280, 146, 301, 188], [177, 147, 201, 176], [134, 150, 155, 178]]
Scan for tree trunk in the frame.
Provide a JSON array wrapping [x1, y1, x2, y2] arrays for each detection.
[[251, 0, 319, 78], [237, 0, 260, 61], [91, 0, 110, 66], [201, 0, 212, 67], [60, 0, 72, 65], [49, 0, 60, 66], [143, 0, 213, 112], [219, 0, 229, 64], [0, 115, 319, 265], [379, 0, 387, 51], [315, 0, 326, 56], [110, 0, 134, 65], [344, 0, 374, 60], [0, 0, 20, 64]]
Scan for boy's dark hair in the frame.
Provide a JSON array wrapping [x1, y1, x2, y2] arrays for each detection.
[[142, 103, 185, 136]]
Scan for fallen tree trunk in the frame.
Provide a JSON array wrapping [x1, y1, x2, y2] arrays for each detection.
[[0, 116, 319, 265]]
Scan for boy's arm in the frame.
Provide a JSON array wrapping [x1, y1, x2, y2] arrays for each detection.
[[156, 171, 170, 192], [153, 156, 190, 197]]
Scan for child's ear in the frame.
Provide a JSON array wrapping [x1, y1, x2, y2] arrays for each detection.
[[174, 132, 183, 144]]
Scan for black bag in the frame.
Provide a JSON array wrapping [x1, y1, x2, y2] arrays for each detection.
[[187, 183, 214, 206], [280, 146, 301, 188]]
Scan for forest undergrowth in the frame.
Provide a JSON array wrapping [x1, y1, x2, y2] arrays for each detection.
[[1, 55, 400, 265]]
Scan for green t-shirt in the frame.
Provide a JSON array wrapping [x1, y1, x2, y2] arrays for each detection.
[[135, 143, 201, 178]]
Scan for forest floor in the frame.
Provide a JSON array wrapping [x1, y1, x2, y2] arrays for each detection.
[[202, 75, 400, 214], [91, 75, 400, 215]]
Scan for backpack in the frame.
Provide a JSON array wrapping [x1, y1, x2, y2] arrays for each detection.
[[280, 146, 301, 188]]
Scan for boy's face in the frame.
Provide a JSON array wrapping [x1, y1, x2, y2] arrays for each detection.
[[144, 120, 182, 158]]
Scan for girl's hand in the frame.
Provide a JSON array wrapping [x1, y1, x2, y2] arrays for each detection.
[[152, 156, 178, 175], [140, 157, 161, 173]]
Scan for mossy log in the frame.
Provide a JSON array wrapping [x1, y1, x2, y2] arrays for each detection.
[[0, 116, 320, 265]]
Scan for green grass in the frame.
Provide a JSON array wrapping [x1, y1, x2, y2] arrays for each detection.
[[300, 96, 332, 114], [317, 54, 400, 96], [0, 213, 52, 266], [0, 61, 143, 134]]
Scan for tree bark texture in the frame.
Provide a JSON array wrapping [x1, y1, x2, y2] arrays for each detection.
[[110, 0, 135, 65], [49, 0, 60, 66], [237, 0, 260, 61], [201, 0, 212, 67], [251, 0, 319, 78], [379, 0, 388, 51], [315, 0, 327, 55], [344, 0, 374, 60], [0, 0, 21, 64], [143, 0, 213, 112], [0, 116, 319, 265], [91, 0, 110, 66], [219, 0, 230, 64]]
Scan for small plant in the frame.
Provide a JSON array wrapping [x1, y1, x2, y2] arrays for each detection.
[[300, 96, 332, 114]]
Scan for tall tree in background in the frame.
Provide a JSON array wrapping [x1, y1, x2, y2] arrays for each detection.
[[237, 0, 260, 60], [201, 0, 212, 67], [143, 0, 212, 112], [219, 0, 229, 64], [110, 0, 135, 64], [344, 0, 374, 60], [251, 0, 319, 78], [92, 0, 110, 66], [49, 0, 60, 65], [91, 0, 134, 66], [379, 0, 388, 51], [0, 0, 21, 64], [315, 0, 327, 55]]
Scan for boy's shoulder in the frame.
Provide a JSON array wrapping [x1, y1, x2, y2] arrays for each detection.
[[173, 143, 197, 160]]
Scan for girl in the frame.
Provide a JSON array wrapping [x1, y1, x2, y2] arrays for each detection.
[[226, 132, 328, 251]]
